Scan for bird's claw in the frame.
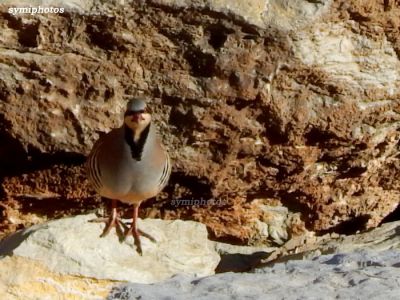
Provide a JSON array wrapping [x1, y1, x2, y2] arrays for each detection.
[[137, 229, 156, 243], [124, 226, 156, 255], [89, 216, 127, 239]]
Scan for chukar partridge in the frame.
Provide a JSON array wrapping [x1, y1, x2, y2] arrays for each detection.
[[86, 98, 171, 255]]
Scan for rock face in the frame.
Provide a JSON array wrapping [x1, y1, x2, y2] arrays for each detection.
[[109, 222, 400, 299], [0, 0, 399, 243], [109, 249, 400, 300], [0, 214, 220, 298], [1, 217, 398, 299], [0, 256, 115, 299], [0, 214, 220, 282], [264, 220, 400, 264]]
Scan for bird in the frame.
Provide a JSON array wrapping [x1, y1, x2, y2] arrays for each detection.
[[86, 98, 171, 255]]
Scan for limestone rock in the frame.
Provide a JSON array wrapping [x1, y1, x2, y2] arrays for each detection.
[[108, 249, 400, 299], [292, 22, 400, 91], [319, 220, 400, 254], [109, 223, 400, 299], [0, 256, 115, 300], [153, 0, 331, 29], [264, 221, 400, 264], [0, 214, 220, 288]]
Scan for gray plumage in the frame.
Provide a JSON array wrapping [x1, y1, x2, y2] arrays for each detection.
[[86, 99, 171, 253], [126, 98, 147, 113], [87, 124, 170, 204]]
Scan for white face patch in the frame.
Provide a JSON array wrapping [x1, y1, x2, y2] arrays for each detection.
[[124, 113, 152, 141]]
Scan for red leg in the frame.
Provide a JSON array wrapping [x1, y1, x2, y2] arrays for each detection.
[[90, 199, 125, 237], [124, 203, 156, 255]]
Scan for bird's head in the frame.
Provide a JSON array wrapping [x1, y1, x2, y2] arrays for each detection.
[[124, 98, 152, 131]]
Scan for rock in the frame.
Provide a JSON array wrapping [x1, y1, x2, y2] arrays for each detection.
[[292, 22, 400, 91], [330, 220, 400, 252], [107, 221, 400, 300], [212, 240, 276, 273], [108, 249, 400, 299], [0, 214, 220, 298], [0, 256, 114, 299], [153, 0, 331, 29], [1, 0, 400, 244], [263, 221, 400, 264]]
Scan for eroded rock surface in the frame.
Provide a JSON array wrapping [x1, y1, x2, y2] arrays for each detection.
[[1, 217, 399, 299], [0, 0, 399, 243], [0, 214, 220, 282], [110, 222, 400, 299], [108, 250, 400, 300], [0, 213, 220, 300], [263, 220, 400, 266]]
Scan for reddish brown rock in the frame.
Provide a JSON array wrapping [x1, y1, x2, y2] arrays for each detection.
[[0, 0, 399, 243]]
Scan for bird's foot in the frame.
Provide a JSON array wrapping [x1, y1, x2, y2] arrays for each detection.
[[124, 226, 156, 255], [89, 216, 127, 238], [137, 229, 157, 243]]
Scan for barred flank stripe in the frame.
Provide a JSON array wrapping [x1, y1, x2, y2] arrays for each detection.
[[87, 141, 103, 190], [158, 152, 171, 191]]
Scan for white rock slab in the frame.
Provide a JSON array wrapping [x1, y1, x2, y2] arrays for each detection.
[[153, 0, 331, 29], [292, 22, 400, 92], [0, 214, 220, 284]]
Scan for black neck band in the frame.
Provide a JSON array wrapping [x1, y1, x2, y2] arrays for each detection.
[[124, 124, 150, 161]]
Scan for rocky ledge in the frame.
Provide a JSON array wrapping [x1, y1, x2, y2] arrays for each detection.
[[109, 249, 400, 300], [0, 214, 220, 299], [0, 215, 399, 299]]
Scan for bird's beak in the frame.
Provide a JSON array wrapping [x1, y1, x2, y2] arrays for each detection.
[[131, 113, 144, 123]]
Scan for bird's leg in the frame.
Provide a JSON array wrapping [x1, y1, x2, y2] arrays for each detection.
[[124, 203, 156, 255], [90, 199, 126, 238]]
